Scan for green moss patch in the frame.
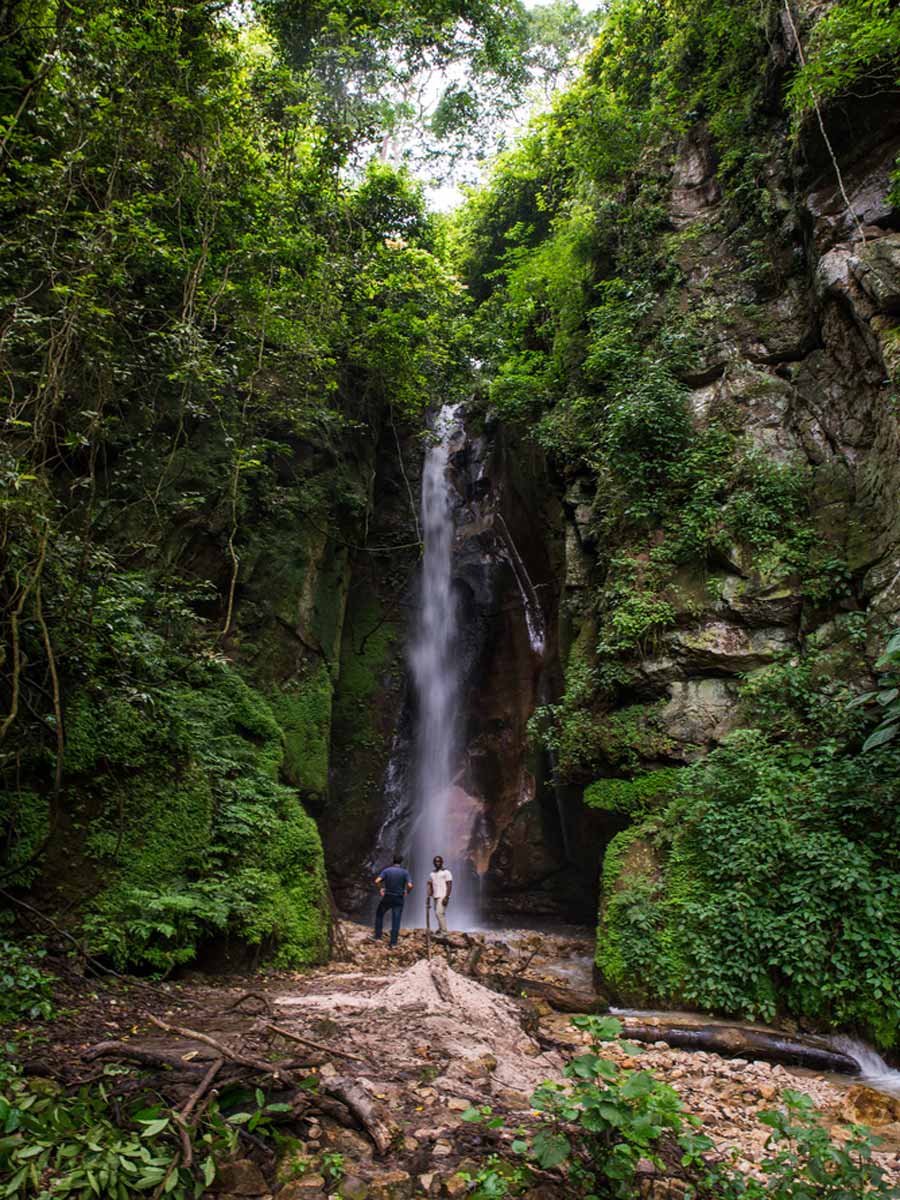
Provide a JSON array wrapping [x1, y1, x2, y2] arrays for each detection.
[[65, 661, 328, 972]]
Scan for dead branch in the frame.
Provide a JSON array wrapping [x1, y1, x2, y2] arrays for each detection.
[[82, 1041, 205, 1072], [179, 1057, 223, 1121], [327, 881, 351, 962], [223, 991, 273, 1016], [308, 1093, 353, 1127], [171, 1112, 193, 1170], [0, 886, 175, 999], [486, 973, 606, 1014], [147, 1014, 289, 1081], [265, 1022, 369, 1063], [429, 959, 454, 1006], [464, 941, 483, 978]]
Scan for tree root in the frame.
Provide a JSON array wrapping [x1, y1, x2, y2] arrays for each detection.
[[222, 991, 273, 1016]]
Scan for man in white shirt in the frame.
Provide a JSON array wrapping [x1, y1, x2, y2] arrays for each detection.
[[427, 855, 453, 934]]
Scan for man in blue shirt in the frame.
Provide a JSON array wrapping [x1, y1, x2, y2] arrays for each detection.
[[373, 854, 413, 947]]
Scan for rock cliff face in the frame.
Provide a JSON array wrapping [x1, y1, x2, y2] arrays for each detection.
[[557, 105, 900, 770], [320, 18, 900, 947], [326, 91, 900, 931]]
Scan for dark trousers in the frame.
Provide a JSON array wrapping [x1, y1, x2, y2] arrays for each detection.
[[374, 895, 404, 946]]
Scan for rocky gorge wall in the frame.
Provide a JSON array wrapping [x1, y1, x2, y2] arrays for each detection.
[[324, 410, 611, 922], [327, 26, 900, 940], [565, 99, 900, 764], [451, 2, 900, 1045]]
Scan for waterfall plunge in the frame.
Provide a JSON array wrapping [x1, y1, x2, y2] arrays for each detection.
[[408, 404, 477, 928]]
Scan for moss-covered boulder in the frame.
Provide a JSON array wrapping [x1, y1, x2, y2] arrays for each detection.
[[49, 662, 329, 972]]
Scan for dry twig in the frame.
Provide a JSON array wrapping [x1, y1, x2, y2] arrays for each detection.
[[265, 1022, 369, 1063]]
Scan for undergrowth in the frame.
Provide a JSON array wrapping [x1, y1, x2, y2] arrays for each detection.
[[462, 1016, 900, 1199], [0, 1049, 293, 1199]]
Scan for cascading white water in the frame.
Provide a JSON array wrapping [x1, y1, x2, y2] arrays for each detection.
[[408, 403, 477, 927], [829, 1036, 900, 1098]]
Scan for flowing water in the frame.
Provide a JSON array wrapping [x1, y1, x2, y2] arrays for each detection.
[[828, 1035, 900, 1098], [408, 403, 478, 927]]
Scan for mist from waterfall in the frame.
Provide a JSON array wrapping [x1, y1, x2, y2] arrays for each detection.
[[408, 403, 477, 928]]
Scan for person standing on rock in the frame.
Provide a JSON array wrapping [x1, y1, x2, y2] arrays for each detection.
[[373, 854, 413, 947], [427, 855, 453, 934]]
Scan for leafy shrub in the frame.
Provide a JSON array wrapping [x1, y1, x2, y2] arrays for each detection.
[[786, 0, 900, 120], [0, 1050, 290, 1199], [849, 627, 900, 752], [70, 660, 329, 974], [471, 1016, 900, 1198], [0, 941, 55, 1026], [597, 730, 900, 1046]]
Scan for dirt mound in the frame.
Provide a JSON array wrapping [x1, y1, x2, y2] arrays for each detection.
[[276, 956, 563, 1100]]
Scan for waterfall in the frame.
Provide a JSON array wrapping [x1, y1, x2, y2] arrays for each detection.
[[408, 403, 477, 927]]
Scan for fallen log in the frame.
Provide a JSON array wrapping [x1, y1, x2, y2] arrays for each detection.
[[82, 1041, 206, 1072], [322, 1077, 395, 1156], [617, 1018, 861, 1075], [486, 973, 608, 1015]]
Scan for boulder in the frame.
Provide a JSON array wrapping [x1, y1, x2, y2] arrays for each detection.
[[720, 574, 801, 626], [278, 1180, 326, 1199], [338, 1178, 370, 1200], [661, 621, 792, 673], [211, 1160, 269, 1196], [659, 678, 739, 751], [366, 1169, 413, 1199], [853, 235, 900, 314], [842, 1084, 900, 1128]]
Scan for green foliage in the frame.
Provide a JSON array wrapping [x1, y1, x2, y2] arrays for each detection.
[[460, 1154, 531, 1199], [524, 1015, 708, 1197], [597, 728, 900, 1046], [0, 1048, 292, 1198], [271, 664, 334, 799], [70, 659, 330, 973], [0, 941, 55, 1025], [0, 792, 48, 888], [0, 0, 481, 970], [584, 769, 681, 817], [786, 0, 900, 120], [532, 650, 675, 781], [476, 1016, 900, 1198], [848, 627, 900, 752], [320, 1151, 346, 1186]]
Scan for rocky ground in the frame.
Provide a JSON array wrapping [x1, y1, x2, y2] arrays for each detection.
[[19, 922, 900, 1199]]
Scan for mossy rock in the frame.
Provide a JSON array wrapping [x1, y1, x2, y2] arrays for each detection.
[[58, 661, 329, 972]]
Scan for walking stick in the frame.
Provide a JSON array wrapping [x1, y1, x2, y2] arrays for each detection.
[[425, 895, 431, 961]]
